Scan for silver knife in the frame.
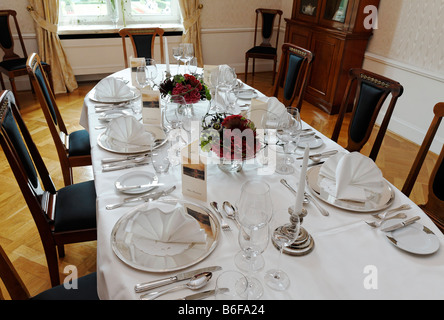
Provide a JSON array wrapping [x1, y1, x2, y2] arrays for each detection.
[[118, 183, 163, 192], [178, 288, 229, 300], [134, 266, 222, 293], [105, 186, 176, 210], [101, 153, 150, 164], [102, 161, 150, 172], [381, 216, 421, 232]]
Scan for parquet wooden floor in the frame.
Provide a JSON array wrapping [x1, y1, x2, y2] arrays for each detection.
[[0, 72, 438, 298]]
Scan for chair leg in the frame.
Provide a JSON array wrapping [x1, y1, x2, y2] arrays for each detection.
[[58, 244, 65, 258], [245, 57, 249, 83], [0, 74, 5, 90], [42, 242, 61, 287], [272, 59, 277, 85], [252, 58, 256, 77]]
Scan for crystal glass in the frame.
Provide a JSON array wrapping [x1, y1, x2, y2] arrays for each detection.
[[237, 180, 273, 229], [172, 46, 183, 74], [235, 223, 269, 273], [276, 108, 302, 174], [145, 58, 158, 87], [265, 214, 301, 291], [136, 59, 157, 89], [164, 95, 187, 131], [215, 271, 249, 300], [179, 43, 194, 72], [189, 57, 198, 74]]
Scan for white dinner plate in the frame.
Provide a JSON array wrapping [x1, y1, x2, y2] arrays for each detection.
[[236, 89, 258, 100], [111, 199, 220, 272], [306, 165, 395, 213], [298, 135, 324, 149], [115, 171, 159, 194], [97, 126, 166, 154], [382, 219, 440, 255], [89, 87, 140, 104]]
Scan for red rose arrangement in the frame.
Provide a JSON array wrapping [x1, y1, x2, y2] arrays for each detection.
[[201, 113, 261, 161], [159, 74, 211, 104]]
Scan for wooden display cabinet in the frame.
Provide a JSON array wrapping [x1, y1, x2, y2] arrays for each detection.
[[284, 0, 380, 114]]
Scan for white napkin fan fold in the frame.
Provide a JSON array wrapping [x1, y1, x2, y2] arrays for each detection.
[[95, 77, 133, 100], [129, 204, 207, 244], [318, 152, 385, 202], [105, 115, 154, 146]]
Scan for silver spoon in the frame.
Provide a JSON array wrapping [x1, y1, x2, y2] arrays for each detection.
[[140, 272, 212, 300], [222, 201, 250, 240], [371, 204, 411, 219], [365, 212, 408, 228]]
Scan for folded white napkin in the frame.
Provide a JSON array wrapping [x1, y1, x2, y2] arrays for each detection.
[[130, 204, 207, 244], [105, 115, 154, 146], [318, 152, 385, 202], [94, 77, 133, 101], [267, 97, 286, 116]]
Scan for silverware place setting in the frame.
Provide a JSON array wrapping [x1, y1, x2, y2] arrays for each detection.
[[105, 186, 176, 210]]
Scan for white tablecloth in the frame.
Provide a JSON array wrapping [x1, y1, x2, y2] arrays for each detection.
[[82, 67, 444, 300]]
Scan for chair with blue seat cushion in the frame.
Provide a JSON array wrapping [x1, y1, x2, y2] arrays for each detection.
[[272, 43, 313, 112], [0, 10, 52, 109], [0, 90, 96, 287], [402, 102, 444, 232], [331, 68, 404, 162], [245, 8, 283, 85], [118, 27, 165, 68], [26, 53, 91, 186], [0, 244, 98, 300]]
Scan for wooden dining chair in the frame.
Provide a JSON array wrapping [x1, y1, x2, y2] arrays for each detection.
[[0, 244, 98, 300], [26, 53, 91, 186], [118, 27, 165, 68], [402, 102, 444, 232], [0, 90, 97, 287], [0, 10, 52, 109], [272, 43, 313, 112], [331, 68, 404, 162], [245, 8, 283, 85]]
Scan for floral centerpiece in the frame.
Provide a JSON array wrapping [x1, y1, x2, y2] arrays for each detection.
[[159, 74, 211, 104], [201, 113, 261, 171]]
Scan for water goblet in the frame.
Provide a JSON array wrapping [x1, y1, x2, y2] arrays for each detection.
[[180, 43, 194, 72], [136, 66, 150, 90], [264, 214, 301, 291], [275, 108, 302, 174], [188, 57, 198, 74], [164, 95, 187, 131]]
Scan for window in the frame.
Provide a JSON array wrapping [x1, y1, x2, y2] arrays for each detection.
[[58, 0, 182, 30]]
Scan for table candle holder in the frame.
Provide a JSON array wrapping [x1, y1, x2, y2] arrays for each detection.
[[272, 207, 315, 256]]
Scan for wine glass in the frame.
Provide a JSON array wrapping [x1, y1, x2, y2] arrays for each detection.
[[189, 57, 198, 74], [237, 179, 273, 229], [164, 95, 187, 131], [215, 271, 249, 300], [145, 58, 158, 87], [235, 223, 269, 273], [179, 43, 194, 72], [265, 214, 301, 291], [136, 66, 150, 90], [275, 108, 302, 174], [172, 47, 183, 74]]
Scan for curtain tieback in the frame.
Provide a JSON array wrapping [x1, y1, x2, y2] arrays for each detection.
[[27, 6, 58, 34], [182, 5, 203, 31]]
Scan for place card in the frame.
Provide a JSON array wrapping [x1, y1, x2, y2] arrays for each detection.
[[141, 88, 162, 125], [181, 141, 207, 202], [130, 57, 146, 87]]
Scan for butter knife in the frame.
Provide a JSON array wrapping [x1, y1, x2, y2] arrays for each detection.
[[178, 288, 228, 300], [381, 216, 421, 232], [134, 266, 222, 293], [105, 186, 176, 210], [101, 153, 150, 164]]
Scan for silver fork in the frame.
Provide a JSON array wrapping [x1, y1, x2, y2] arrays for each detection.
[[371, 204, 411, 219], [365, 212, 407, 228], [210, 201, 232, 231]]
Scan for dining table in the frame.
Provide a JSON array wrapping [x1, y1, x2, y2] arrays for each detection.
[[80, 65, 444, 301]]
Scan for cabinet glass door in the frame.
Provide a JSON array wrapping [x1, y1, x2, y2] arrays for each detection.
[[299, 0, 319, 17], [323, 0, 349, 23]]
